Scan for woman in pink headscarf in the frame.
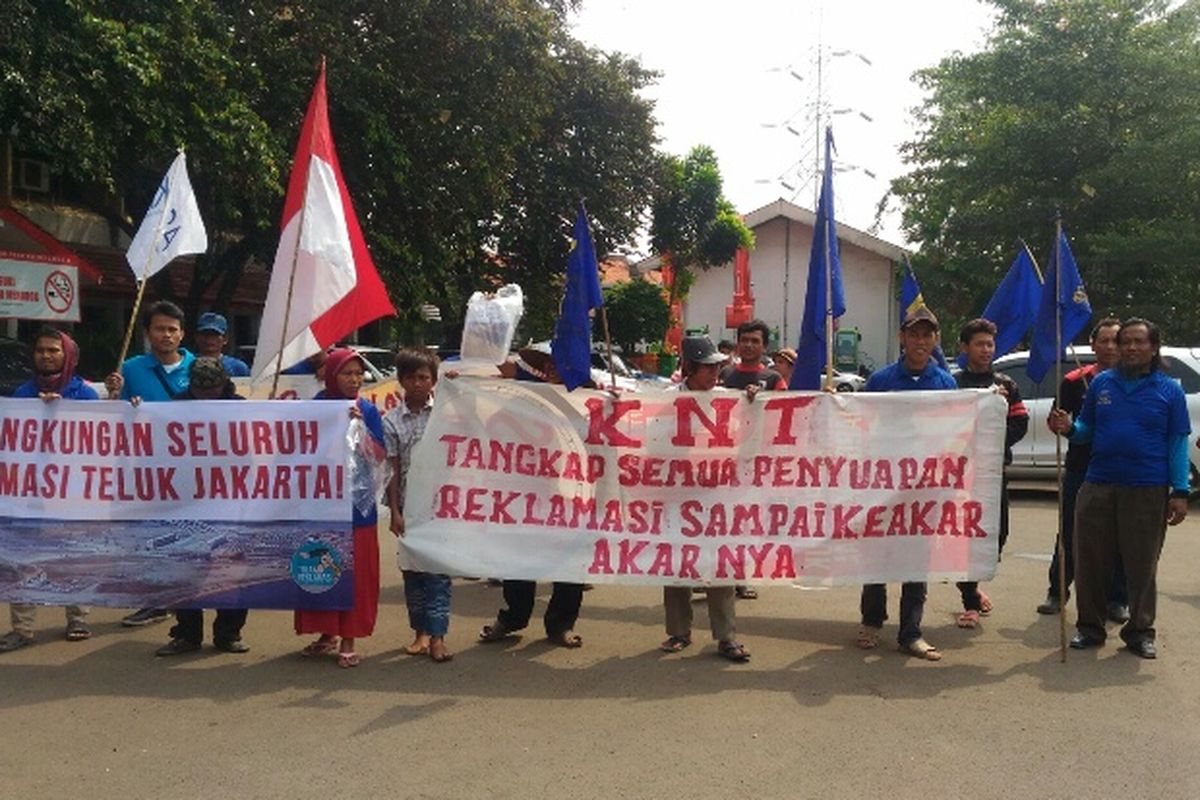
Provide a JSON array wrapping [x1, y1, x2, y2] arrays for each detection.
[[295, 348, 385, 668]]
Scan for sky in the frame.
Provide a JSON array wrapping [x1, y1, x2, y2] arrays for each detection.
[[569, 0, 999, 252]]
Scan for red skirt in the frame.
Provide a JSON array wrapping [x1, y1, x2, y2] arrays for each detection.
[[294, 524, 380, 639]]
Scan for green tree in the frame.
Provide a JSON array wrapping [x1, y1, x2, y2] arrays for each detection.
[[892, 0, 1200, 340], [1, 1, 661, 345], [602, 279, 671, 355], [650, 145, 755, 303]]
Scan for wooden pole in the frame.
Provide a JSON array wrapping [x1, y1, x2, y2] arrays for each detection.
[[1053, 214, 1068, 663], [268, 58, 322, 400], [114, 153, 180, 383]]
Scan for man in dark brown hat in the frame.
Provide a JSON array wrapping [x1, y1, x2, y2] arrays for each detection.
[[856, 306, 957, 661]]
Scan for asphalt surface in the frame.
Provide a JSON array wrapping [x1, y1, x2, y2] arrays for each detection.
[[3, 493, 1198, 799]]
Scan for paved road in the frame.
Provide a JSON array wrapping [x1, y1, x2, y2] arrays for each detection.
[[3, 494, 1199, 799]]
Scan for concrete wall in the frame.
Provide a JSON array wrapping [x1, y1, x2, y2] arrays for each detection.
[[681, 216, 898, 371]]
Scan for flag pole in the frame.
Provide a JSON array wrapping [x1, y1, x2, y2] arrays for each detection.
[[1026, 237, 1086, 378], [583, 206, 617, 392], [269, 59, 322, 400], [114, 150, 182, 385], [822, 130, 835, 391], [1053, 213, 1068, 663]]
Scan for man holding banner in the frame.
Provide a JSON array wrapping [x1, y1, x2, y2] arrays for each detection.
[[857, 306, 957, 661], [659, 335, 751, 662], [105, 300, 195, 627], [0, 327, 98, 652]]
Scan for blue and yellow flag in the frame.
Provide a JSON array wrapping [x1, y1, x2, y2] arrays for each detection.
[[900, 261, 949, 370], [1027, 228, 1091, 384], [790, 127, 846, 389], [551, 203, 604, 391]]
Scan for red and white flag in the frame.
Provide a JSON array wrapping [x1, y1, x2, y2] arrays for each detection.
[[252, 62, 396, 382]]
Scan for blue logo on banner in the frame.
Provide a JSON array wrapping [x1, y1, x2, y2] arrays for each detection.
[[290, 539, 344, 594]]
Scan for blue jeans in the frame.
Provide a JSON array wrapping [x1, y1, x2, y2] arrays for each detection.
[[860, 582, 927, 646], [402, 570, 452, 636]]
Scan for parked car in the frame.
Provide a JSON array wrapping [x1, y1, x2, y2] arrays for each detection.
[[0, 337, 30, 396], [987, 346, 1200, 490], [832, 371, 866, 392], [351, 346, 396, 378]]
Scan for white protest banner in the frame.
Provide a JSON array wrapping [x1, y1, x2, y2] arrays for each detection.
[[402, 380, 1007, 586], [0, 399, 357, 609]]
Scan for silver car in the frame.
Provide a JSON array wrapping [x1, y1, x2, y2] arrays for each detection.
[[994, 346, 1200, 490]]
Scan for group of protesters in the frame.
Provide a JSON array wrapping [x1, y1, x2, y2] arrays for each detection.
[[0, 298, 1191, 665]]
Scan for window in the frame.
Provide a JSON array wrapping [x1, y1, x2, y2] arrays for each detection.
[[1161, 357, 1200, 393]]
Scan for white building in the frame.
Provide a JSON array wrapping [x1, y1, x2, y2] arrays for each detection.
[[637, 199, 908, 373]]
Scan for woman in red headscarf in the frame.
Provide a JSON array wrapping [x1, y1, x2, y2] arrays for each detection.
[[295, 348, 386, 668]]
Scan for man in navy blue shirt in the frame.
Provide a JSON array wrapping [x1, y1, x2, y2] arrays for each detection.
[[857, 306, 957, 661], [1050, 318, 1190, 659], [1, 327, 98, 652]]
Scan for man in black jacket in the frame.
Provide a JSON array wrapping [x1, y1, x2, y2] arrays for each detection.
[[155, 357, 250, 656], [954, 319, 1029, 627]]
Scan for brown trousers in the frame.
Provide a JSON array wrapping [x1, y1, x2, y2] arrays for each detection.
[[1073, 483, 1168, 644], [663, 587, 736, 642]]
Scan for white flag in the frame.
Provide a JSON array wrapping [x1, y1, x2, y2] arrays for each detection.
[[125, 152, 208, 280]]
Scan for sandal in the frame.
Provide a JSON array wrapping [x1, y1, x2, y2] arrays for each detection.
[[0, 631, 33, 653], [660, 635, 692, 653], [65, 620, 92, 641], [547, 630, 583, 648], [977, 590, 993, 615], [403, 642, 430, 656], [337, 651, 360, 668], [478, 622, 517, 643], [901, 638, 943, 661], [956, 610, 981, 629], [300, 637, 339, 657], [429, 640, 454, 663], [856, 625, 881, 650], [717, 640, 751, 662]]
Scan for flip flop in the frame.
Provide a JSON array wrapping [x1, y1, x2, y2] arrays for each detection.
[[0, 632, 33, 653], [717, 640, 751, 662], [856, 625, 881, 650], [65, 621, 91, 641], [956, 610, 981, 629], [403, 643, 430, 656], [301, 637, 339, 657], [429, 641, 454, 663], [660, 635, 692, 653], [337, 651, 360, 668], [977, 590, 993, 615], [901, 638, 942, 661], [478, 622, 518, 643], [547, 630, 583, 648]]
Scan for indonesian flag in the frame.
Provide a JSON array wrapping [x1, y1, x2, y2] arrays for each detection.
[[251, 62, 396, 382]]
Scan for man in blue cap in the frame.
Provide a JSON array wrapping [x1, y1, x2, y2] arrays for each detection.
[[194, 312, 250, 377]]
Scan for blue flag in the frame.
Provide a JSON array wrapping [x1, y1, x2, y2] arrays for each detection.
[[1026, 228, 1091, 384], [790, 127, 845, 389], [956, 245, 1042, 368], [551, 203, 604, 391], [899, 261, 950, 370]]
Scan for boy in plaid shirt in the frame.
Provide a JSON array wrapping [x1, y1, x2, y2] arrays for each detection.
[[383, 348, 452, 662]]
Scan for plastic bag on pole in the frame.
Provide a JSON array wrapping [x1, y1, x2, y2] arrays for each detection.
[[460, 284, 524, 367]]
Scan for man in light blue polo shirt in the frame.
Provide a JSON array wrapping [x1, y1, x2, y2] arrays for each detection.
[[857, 306, 957, 661], [106, 300, 195, 402], [194, 312, 250, 377], [104, 300, 194, 626], [1050, 317, 1190, 659]]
